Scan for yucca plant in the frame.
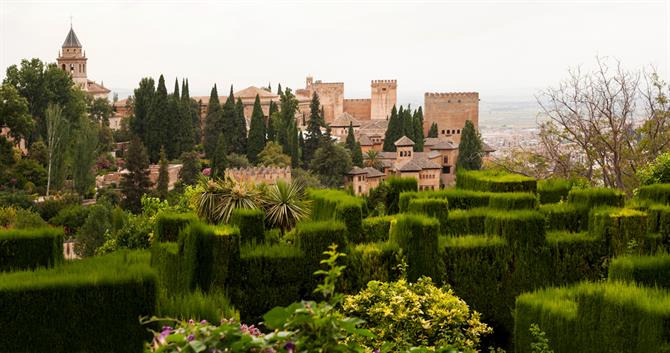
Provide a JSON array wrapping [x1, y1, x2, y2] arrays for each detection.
[[196, 177, 263, 224], [263, 180, 310, 233]]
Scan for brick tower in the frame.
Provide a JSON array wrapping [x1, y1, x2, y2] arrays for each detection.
[[57, 25, 88, 90], [370, 80, 397, 120]]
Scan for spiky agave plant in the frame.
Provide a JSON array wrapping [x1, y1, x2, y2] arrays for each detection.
[[196, 176, 263, 224], [263, 180, 310, 233]]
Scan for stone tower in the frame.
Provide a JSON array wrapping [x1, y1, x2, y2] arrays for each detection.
[[370, 80, 397, 120], [423, 92, 479, 144], [57, 25, 87, 90]]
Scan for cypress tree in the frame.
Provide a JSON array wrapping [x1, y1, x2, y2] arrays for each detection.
[[303, 91, 323, 165], [212, 133, 228, 178], [383, 105, 401, 152], [165, 78, 181, 159], [129, 77, 155, 145], [400, 106, 414, 142], [277, 83, 282, 96], [247, 94, 266, 163], [277, 88, 299, 153], [286, 119, 300, 168], [353, 142, 363, 167], [182, 79, 201, 146], [232, 97, 248, 155], [345, 122, 363, 167], [428, 122, 438, 138], [413, 107, 424, 152], [203, 84, 222, 158], [267, 100, 278, 141], [178, 79, 195, 153], [456, 120, 483, 171], [221, 86, 237, 153], [298, 130, 305, 166], [156, 146, 169, 200], [147, 75, 169, 162], [121, 136, 152, 213], [179, 151, 201, 186]]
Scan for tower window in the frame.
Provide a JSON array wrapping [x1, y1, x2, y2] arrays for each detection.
[[382, 88, 386, 91], [457, 129, 461, 134]]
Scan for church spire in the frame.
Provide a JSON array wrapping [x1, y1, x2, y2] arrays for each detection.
[[62, 25, 82, 48]]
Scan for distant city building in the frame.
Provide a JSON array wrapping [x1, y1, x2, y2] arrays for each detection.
[[225, 166, 291, 185], [56, 25, 110, 100]]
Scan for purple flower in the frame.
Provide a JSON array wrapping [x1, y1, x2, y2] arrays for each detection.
[[284, 342, 296, 353], [187, 334, 195, 342], [373, 350, 380, 353], [201, 319, 208, 325], [188, 319, 195, 325], [265, 348, 276, 353]]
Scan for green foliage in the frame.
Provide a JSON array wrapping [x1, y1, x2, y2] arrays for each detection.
[[637, 151, 670, 185], [342, 277, 492, 352], [0, 83, 33, 141], [608, 254, 670, 288], [386, 176, 418, 214], [0, 190, 34, 209], [389, 213, 440, 281], [121, 136, 152, 213], [295, 220, 348, 263], [178, 151, 201, 186], [408, 198, 449, 230], [309, 189, 365, 241], [146, 75, 170, 162], [428, 122, 438, 138], [230, 208, 265, 244], [484, 210, 546, 246], [537, 178, 572, 204], [226, 153, 250, 168], [488, 192, 538, 210], [0, 250, 156, 353], [456, 169, 537, 193], [539, 202, 588, 232], [445, 208, 488, 236], [150, 242, 186, 294], [257, 141, 291, 167], [75, 203, 112, 257], [195, 177, 263, 224], [383, 105, 401, 152], [637, 183, 670, 204], [247, 94, 266, 163], [156, 147, 169, 200], [645, 203, 670, 238], [303, 91, 324, 165], [529, 324, 554, 353], [2, 207, 46, 229], [72, 114, 99, 196], [361, 215, 395, 243], [263, 180, 310, 233], [49, 204, 89, 236], [203, 84, 222, 159], [0, 227, 63, 271], [211, 133, 228, 178], [345, 122, 363, 167], [456, 120, 483, 170], [157, 288, 239, 323], [400, 189, 492, 212], [310, 142, 353, 188], [155, 212, 197, 242], [589, 207, 647, 256], [567, 187, 625, 208], [343, 241, 400, 291]]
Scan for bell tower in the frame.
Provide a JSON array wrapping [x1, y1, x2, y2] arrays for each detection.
[[57, 24, 88, 90]]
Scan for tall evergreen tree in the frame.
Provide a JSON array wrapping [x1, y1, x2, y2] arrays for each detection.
[[121, 136, 152, 213], [247, 94, 266, 163], [203, 84, 222, 158], [277, 83, 282, 96], [156, 146, 169, 200], [72, 115, 98, 196], [456, 120, 483, 171], [177, 79, 195, 154], [345, 122, 363, 167], [179, 151, 201, 186], [129, 77, 155, 144], [428, 122, 439, 138], [303, 92, 323, 165], [211, 133, 228, 178], [221, 86, 237, 153], [267, 100, 278, 141], [413, 107, 424, 152], [147, 75, 169, 162], [298, 131, 305, 165], [400, 106, 415, 142], [277, 88, 299, 153], [286, 119, 300, 168], [232, 97, 248, 155], [164, 78, 182, 159], [182, 79, 201, 146], [383, 105, 401, 152]]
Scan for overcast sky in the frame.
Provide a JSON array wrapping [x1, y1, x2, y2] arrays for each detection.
[[1, 0, 668, 105]]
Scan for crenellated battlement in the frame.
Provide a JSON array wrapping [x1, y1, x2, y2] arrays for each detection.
[[344, 98, 372, 102], [371, 79, 397, 85], [424, 92, 479, 98], [225, 166, 292, 185]]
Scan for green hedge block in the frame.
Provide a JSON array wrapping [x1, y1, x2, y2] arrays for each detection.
[[295, 220, 348, 262], [589, 208, 648, 256], [230, 208, 265, 244], [456, 170, 537, 193], [399, 189, 491, 212], [389, 213, 440, 281], [155, 212, 198, 242], [386, 177, 418, 214], [537, 178, 573, 204], [568, 187, 625, 208], [0, 251, 157, 353], [488, 192, 538, 210], [609, 254, 670, 289], [445, 208, 488, 236], [361, 215, 395, 243], [309, 189, 365, 241], [407, 198, 449, 231], [637, 183, 670, 205], [157, 288, 239, 323], [545, 231, 607, 283], [514, 282, 670, 353], [540, 203, 589, 232], [484, 210, 546, 246], [150, 242, 187, 294], [0, 228, 64, 272], [343, 241, 401, 293], [398, 191, 420, 213], [646, 204, 670, 237]]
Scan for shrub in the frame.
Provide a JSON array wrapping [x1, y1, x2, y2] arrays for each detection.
[[386, 177, 418, 214], [537, 178, 572, 204], [309, 189, 365, 241], [589, 207, 647, 256], [157, 288, 239, 323], [646, 204, 670, 238], [295, 220, 348, 263], [488, 192, 538, 210], [13, 208, 48, 229], [343, 241, 400, 292], [445, 208, 488, 236], [230, 208, 265, 244], [360, 215, 395, 243], [567, 187, 625, 208], [637, 183, 670, 205], [399, 189, 492, 212], [155, 212, 197, 242], [150, 242, 187, 294], [0, 190, 34, 209], [608, 254, 670, 289], [456, 170, 537, 193], [407, 198, 449, 230], [35, 195, 79, 221], [342, 277, 492, 352], [484, 210, 546, 246], [0, 228, 64, 271], [75, 203, 112, 257], [49, 205, 89, 236], [389, 214, 440, 281], [636, 151, 670, 185], [539, 203, 589, 232], [0, 250, 156, 353]]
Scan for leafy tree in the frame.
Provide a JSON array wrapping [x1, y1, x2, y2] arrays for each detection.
[[121, 136, 152, 213], [0, 83, 33, 141], [88, 97, 113, 124], [179, 151, 201, 186], [428, 122, 438, 138], [413, 107, 424, 151], [637, 151, 670, 185], [227, 153, 250, 168], [276, 88, 299, 152], [203, 84, 222, 158], [258, 141, 291, 167], [97, 124, 113, 153], [129, 77, 155, 144], [291, 168, 323, 189], [303, 92, 324, 165], [211, 133, 228, 178], [310, 143, 352, 188], [247, 94, 266, 163], [221, 87, 237, 153], [383, 105, 401, 152], [171, 78, 194, 158], [456, 120, 483, 171], [75, 203, 112, 257], [45, 103, 69, 196], [72, 115, 98, 196], [232, 97, 248, 155], [28, 140, 48, 166], [156, 147, 169, 200]]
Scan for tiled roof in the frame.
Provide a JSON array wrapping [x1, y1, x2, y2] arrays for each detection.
[[362, 167, 385, 178], [331, 113, 360, 128], [425, 137, 457, 150], [347, 166, 367, 175], [394, 136, 415, 146], [483, 142, 496, 152], [234, 86, 280, 99], [358, 134, 373, 146], [427, 150, 442, 159], [360, 119, 388, 130], [378, 151, 396, 159], [62, 27, 82, 48], [87, 80, 110, 94]]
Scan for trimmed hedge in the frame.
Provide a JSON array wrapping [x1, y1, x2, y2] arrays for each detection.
[[0, 227, 64, 272], [230, 208, 265, 244], [484, 210, 546, 246], [0, 250, 157, 353], [589, 208, 647, 256], [646, 204, 670, 237], [537, 178, 572, 204], [637, 183, 670, 204], [157, 288, 239, 323], [399, 189, 492, 213], [445, 208, 488, 236], [386, 177, 418, 214], [295, 220, 348, 262], [515, 282, 670, 353], [456, 170, 537, 193], [488, 192, 538, 210], [309, 189, 365, 242], [567, 187, 625, 208], [389, 214, 440, 281], [343, 241, 401, 292], [540, 203, 589, 232], [155, 212, 198, 242], [407, 198, 449, 230], [150, 242, 187, 294], [361, 215, 395, 243], [609, 254, 670, 289]]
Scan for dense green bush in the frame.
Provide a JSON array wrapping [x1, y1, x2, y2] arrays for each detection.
[[386, 177, 418, 214], [230, 208, 265, 244], [646, 204, 670, 238], [537, 178, 572, 204], [637, 183, 670, 205], [567, 187, 625, 208], [540, 202, 589, 232], [360, 215, 395, 243], [343, 241, 400, 292], [0, 190, 34, 209], [295, 220, 348, 262], [456, 170, 537, 193], [389, 214, 440, 281], [0, 207, 48, 229], [488, 192, 538, 210], [608, 254, 670, 289], [515, 282, 670, 353], [399, 189, 492, 212], [157, 288, 239, 323], [150, 242, 187, 294], [0, 227, 63, 271], [155, 212, 197, 242], [407, 198, 449, 230], [445, 208, 488, 235], [589, 207, 647, 256], [484, 210, 546, 246], [49, 204, 89, 236], [0, 251, 156, 353], [309, 189, 365, 242], [35, 194, 79, 221]]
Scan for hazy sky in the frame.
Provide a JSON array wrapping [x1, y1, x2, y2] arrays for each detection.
[[1, 0, 668, 105]]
